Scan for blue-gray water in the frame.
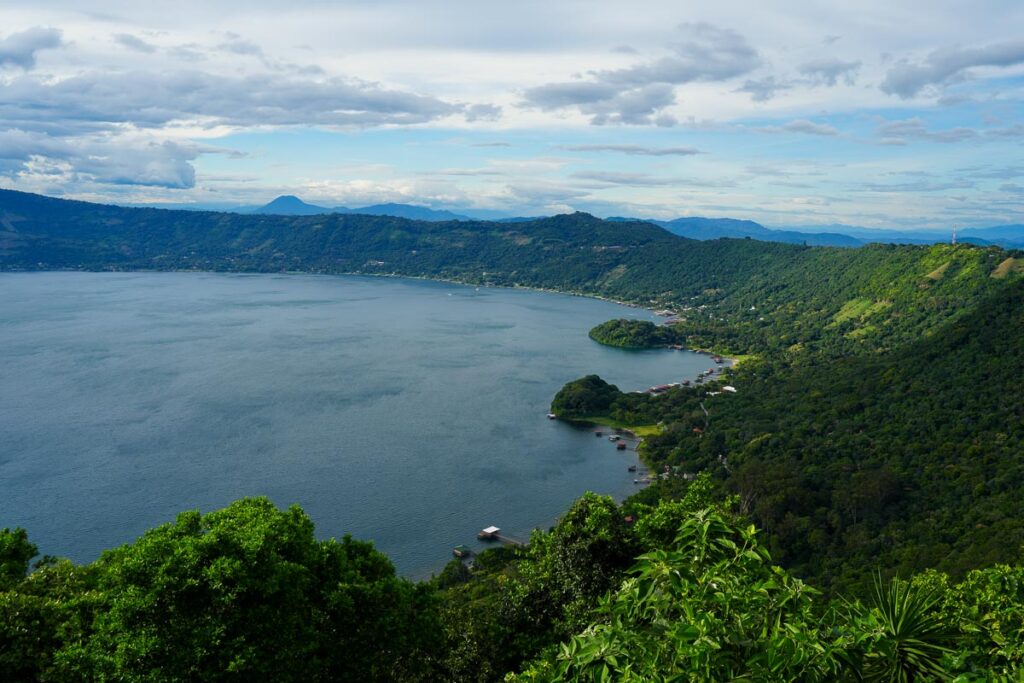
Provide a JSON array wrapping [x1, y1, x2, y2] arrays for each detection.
[[0, 272, 715, 578]]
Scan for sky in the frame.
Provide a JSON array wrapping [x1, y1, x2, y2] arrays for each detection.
[[1, 1, 1023, 228]]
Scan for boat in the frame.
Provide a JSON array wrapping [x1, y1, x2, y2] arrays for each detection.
[[595, 430, 603, 437], [616, 442, 627, 450], [608, 435, 621, 442], [546, 413, 557, 419], [452, 545, 472, 558], [628, 465, 637, 472]]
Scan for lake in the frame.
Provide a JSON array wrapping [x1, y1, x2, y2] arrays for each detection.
[[0, 272, 716, 577]]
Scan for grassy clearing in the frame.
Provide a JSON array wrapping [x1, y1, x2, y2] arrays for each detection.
[[925, 262, 951, 280], [562, 415, 662, 438], [832, 298, 873, 324], [991, 257, 1023, 279]]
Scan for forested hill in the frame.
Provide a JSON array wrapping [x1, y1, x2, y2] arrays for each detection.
[[568, 278, 1024, 592], [4, 189, 1024, 680], [2, 189, 1021, 358]]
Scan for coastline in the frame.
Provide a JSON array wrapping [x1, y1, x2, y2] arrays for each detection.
[[6, 267, 716, 563]]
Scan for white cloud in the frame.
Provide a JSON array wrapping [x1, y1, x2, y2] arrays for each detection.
[[523, 22, 759, 124], [0, 27, 62, 69], [113, 33, 156, 54], [882, 39, 1024, 98], [798, 58, 861, 87], [757, 120, 839, 136]]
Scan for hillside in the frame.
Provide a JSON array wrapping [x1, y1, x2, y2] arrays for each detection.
[[3, 190, 1019, 360], [556, 278, 1024, 592], [251, 194, 473, 221], [3, 189, 1024, 680]]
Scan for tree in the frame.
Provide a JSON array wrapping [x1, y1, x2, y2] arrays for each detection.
[[50, 498, 441, 682], [0, 528, 37, 590], [514, 509, 845, 682]]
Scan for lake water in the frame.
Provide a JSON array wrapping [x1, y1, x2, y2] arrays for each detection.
[[0, 272, 715, 577]]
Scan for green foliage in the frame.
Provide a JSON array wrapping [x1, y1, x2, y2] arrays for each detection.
[[550, 375, 622, 418], [922, 564, 1024, 677], [0, 498, 440, 682], [513, 509, 845, 682], [4, 190, 1024, 680], [548, 280, 1024, 594], [843, 575, 954, 682], [0, 528, 36, 590], [588, 319, 681, 349]]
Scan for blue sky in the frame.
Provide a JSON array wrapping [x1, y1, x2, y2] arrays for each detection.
[[1, 1, 1022, 228]]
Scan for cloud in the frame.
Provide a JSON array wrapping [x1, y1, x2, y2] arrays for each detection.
[[877, 118, 978, 144], [218, 33, 264, 57], [464, 103, 502, 122], [882, 39, 1024, 98], [758, 119, 839, 136], [571, 171, 681, 186], [114, 34, 157, 54], [558, 144, 701, 156], [735, 76, 790, 102], [0, 27, 63, 69], [523, 23, 758, 125], [0, 71, 462, 135], [0, 129, 215, 188], [582, 84, 678, 126], [595, 23, 760, 87], [798, 58, 861, 86], [862, 180, 974, 193]]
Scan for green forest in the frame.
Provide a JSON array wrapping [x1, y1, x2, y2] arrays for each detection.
[[2, 189, 1024, 680], [588, 319, 684, 348]]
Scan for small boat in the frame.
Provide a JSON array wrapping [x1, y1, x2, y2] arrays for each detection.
[[595, 430, 603, 437], [616, 442, 627, 450], [547, 413, 557, 419], [628, 464, 637, 472], [452, 545, 472, 558], [608, 435, 621, 442]]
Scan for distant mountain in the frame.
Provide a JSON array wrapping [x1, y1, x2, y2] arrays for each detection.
[[775, 223, 1024, 248], [608, 216, 863, 247], [251, 195, 472, 221], [254, 195, 332, 215], [961, 224, 1024, 246], [141, 195, 1024, 248], [332, 203, 471, 222]]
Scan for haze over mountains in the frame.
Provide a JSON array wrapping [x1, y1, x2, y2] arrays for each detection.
[[245, 195, 1024, 248]]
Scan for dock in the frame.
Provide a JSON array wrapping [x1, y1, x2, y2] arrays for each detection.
[[477, 526, 525, 546]]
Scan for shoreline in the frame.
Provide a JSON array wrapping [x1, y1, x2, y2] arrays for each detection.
[[7, 267, 715, 564]]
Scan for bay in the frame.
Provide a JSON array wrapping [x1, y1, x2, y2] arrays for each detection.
[[0, 272, 715, 577]]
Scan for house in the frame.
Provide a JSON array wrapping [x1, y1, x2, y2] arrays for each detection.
[[723, 385, 737, 393]]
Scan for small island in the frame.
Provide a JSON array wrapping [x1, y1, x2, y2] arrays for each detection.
[[588, 318, 683, 349]]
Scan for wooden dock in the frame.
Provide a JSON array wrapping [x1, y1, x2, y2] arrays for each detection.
[[478, 526, 524, 546]]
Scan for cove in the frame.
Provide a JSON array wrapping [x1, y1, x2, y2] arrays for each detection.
[[0, 272, 716, 578]]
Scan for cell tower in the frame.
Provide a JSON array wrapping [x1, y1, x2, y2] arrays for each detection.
[[952, 225, 957, 245]]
